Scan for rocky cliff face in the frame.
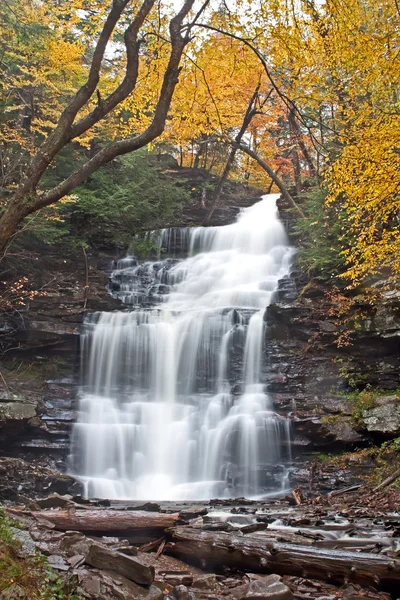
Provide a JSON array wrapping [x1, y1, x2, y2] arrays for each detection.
[[268, 196, 400, 491], [0, 181, 267, 500], [1, 190, 399, 500]]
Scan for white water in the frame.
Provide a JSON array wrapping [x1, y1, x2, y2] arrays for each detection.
[[70, 194, 293, 500]]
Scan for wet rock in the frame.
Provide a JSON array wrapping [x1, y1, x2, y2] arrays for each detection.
[[131, 502, 161, 512], [275, 275, 298, 303], [0, 457, 80, 501], [373, 303, 400, 335], [36, 493, 75, 509], [179, 506, 208, 520], [161, 572, 193, 586], [85, 542, 155, 585], [172, 584, 195, 600], [232, 574, 293, 599]]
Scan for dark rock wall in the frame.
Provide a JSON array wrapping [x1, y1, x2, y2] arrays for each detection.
[[1, 189, 399, 498]]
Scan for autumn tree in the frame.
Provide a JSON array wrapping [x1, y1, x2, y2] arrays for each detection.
[[230, 0, 400, 287], [0, 0, 211, 253]]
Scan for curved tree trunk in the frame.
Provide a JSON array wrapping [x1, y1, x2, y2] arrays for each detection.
[[0, 0, 202, 254], [236, 143, 305, 218]]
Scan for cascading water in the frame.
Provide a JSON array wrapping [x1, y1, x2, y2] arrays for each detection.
[[69, 194, 294, 500]]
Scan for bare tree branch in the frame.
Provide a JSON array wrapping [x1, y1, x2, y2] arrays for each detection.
[[203, 83, 267, 225], [70, 0, 157, 140], [235, 142, 305, 218]]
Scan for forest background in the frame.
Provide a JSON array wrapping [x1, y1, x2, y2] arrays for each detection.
[[0, 0, 399, 305]]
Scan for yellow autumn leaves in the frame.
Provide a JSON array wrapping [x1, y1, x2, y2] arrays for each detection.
[[1, 0, 399, 288]]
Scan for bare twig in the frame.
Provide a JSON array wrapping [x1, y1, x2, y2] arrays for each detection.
[[82, 246, 89, 310]]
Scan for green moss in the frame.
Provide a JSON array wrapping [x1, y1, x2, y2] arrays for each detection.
[[316, 450, 347, 463], [368, 437, 400, 488], [0, 507, 82, 600], [347, 386, 400, 424], [316, 438, 400, 489], [321, 414, 342, 425]]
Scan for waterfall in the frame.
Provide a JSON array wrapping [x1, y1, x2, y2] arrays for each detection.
[[69, 194, 294, 500]]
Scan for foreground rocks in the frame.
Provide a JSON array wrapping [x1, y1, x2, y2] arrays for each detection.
[[3, 490, 399, 600]]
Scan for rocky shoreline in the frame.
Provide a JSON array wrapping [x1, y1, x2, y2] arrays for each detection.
[[3, 487, 399, 599]]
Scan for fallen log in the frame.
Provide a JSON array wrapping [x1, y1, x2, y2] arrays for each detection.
[[86, 542, 154, 585], [167, 526, 400, 588], [329, 484, 362, 497], [25, 509, 180, 532]]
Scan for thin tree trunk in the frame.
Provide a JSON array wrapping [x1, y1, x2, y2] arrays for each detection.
[[288, 107, 316, 178], [82, 246, 89, 310], [373, 468, 400, 492], [203, 85, 261, 225], [236, 143, 305, 218], [291, 147, 302, 193]]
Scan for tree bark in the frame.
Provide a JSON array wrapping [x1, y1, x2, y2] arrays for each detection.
[[288, 106, 317, 178], [27, 509, 180, 532], [166, 526, 400, 587], [0, 0, 198, 254], [236, 143, 306, 218], [202, 84, 263, 225]]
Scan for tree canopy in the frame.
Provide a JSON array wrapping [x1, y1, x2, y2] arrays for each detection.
[[0, 0, 399, 288]]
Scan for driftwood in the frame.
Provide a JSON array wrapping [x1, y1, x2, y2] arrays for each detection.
[[27, 509, 180, 532], [86, 542, 154, 585], [373, 468, 400, 492], [292, 487, 304, 505], [167, 526, 400, 587], [329, 484, 362, 497], [139, 536, 165, 553]]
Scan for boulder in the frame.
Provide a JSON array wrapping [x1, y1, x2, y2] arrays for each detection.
[[0, 400, 37, 421], [172, 584, 195, 600], [323, 418, 365, 444], [362, 397, 400, 435], [232, 574, 293, 600], [85, 542, 155, 586], [0, 393, 38, 443]]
